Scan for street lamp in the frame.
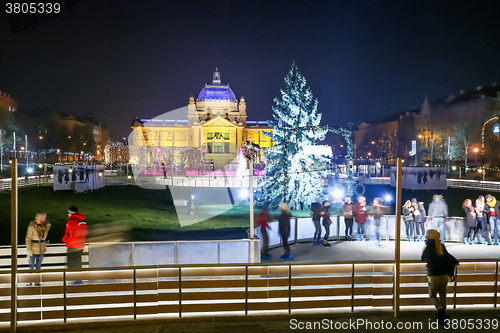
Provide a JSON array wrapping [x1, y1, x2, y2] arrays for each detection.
[[473, 147, 479, 165], [243, 140, 261, 263]]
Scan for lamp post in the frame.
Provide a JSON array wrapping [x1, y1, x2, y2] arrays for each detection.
[[243, 141, 261, 263], [473, 147, 479, 165]]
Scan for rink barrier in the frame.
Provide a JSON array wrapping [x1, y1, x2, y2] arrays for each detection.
[[0, 240, 260, 271], [0, 259, 498, 328], [254, 216, 468, 250]]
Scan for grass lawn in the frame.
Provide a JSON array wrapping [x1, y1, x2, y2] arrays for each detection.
[[1, 184, 498, 246]]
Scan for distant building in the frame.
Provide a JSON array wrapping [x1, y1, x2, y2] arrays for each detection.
[[354, 84, 500, 166], [131, 69, 273, 168], [0, 91, 18, 113], [56, 112, 110, 161]]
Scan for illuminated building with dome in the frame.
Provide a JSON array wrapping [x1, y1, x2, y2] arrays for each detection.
[[131, 69, 273, 170]]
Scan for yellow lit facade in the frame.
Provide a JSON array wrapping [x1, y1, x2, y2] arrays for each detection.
[[131, 69, 273, 165]]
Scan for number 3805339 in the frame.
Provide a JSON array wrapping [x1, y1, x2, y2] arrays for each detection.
[[6, 2, 61, 14]]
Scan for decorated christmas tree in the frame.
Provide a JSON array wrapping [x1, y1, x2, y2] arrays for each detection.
[[257, 63, 327, 210]]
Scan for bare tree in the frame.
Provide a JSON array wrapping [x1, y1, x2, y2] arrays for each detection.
[[449, 120, 479, 172]]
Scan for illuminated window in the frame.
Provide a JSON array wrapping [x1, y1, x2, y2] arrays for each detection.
[[214, 143, 222, 153], [224, 132, 229, 140], [207, 132, 213, 139]]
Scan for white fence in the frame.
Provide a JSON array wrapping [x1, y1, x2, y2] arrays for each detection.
[[0, 175, 52, 191], [447, 179, 500, 192], [0, 240, 260, 271], [152, 176, 258, 188], [255, 215, 468, 249]]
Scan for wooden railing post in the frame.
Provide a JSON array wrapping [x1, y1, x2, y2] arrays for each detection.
[[10, 158, 18, 333], [394, 157, 402, 318], [288, 265, 292, 314], [178, 267, 182, 318], [133, 269, 137, 320], [494, 261, 498, 308], [245, 265, 248, 315], [63, 271, 67, 323], [351, 263, 355, 312], [453, 265, 458, 309]]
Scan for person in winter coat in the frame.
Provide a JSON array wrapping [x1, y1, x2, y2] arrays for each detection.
[[321, 201, 332, 247], [343, 197, 355, 241], [485, 194, 500, 245], [427, 195, 448, 243], [463, 199, 476, 245], [369, 198, 385, 248], [354, 196, 368, 241], [402, 200, 415, 241], [278, 203, 293, 261], [25, 212, 51, 276], [421, 229, 453, 328], [476, 196, 489, 245], [311, 202, 322, 246], [63, 206, 88, 282], [474, 197, 489, 245], [412, 198, 427, 242], [258, 207, 271, 260]]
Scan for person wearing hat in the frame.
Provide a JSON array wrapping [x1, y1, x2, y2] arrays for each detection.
[[421, 229, 456, 328], [412, 198, 427, 242], [62, 206, 88, 283], [427, 194, 448, 243]]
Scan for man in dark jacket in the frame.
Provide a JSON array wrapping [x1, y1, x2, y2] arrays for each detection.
[[311, 202, 322, 246], [278, 203, 293, 261], [63, 206, 88, 284], [427, 195, 448, 243]]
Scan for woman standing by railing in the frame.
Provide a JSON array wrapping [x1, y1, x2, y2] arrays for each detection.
[[25, 212, 51, 285]]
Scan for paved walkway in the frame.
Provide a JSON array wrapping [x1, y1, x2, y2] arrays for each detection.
[[266, 239, 500, 263], [35, 310, 500, 333]]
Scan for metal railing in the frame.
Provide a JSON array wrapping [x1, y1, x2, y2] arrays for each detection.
[[447, 179, 500, 192], [0, 259, 497, 327], [0, 175, 52, 191]]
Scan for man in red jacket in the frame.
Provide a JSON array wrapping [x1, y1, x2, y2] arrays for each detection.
[[63, 206, 87, 281]]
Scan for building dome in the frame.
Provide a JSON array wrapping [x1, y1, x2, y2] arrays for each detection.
[[197, 68, 237, 101]]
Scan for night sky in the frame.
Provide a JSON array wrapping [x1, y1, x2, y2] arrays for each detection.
[[1, 0, 500, 138]]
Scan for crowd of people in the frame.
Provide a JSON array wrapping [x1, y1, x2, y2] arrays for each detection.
[[256, 192, 500, 263], [402, 194, 448, 243], [462, 194, 500, 245]]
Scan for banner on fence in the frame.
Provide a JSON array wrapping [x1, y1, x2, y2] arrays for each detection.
[[390, 166, 446, 190], [53, 165, 105, 192]]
